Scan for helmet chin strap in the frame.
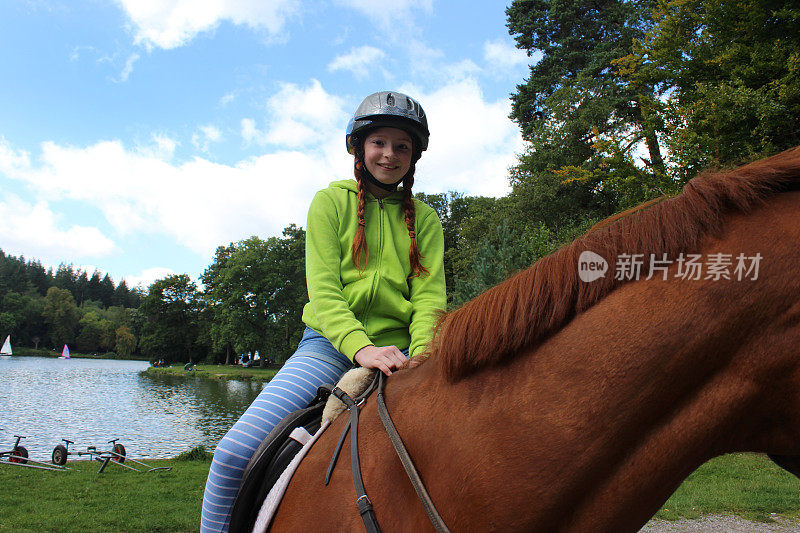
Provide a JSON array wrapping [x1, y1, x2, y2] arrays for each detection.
[[364, 169, 403, 192], [356, 158, 404, 192]]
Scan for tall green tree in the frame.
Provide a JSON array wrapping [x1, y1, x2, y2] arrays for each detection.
[[42, 287, 80, 347], [54, 264, 77, 298], [202, 225, 307, 365], [618, 0, 800, 178], [86, 271, 102, 304], [115, 325, 136, 358], [112, 280, 132, 307], [506, 0, 676, 236], [27, 260, 51, 295], [138, 274, 203, 363], [507, 0, 665, 173], [99, 274, 115, 308], [76, 311, 114, 353], [74, 270, 89, 305], [0, 252, 30, 298]]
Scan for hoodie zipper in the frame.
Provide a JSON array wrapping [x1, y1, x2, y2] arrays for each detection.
[[361, 198, 384, 328]]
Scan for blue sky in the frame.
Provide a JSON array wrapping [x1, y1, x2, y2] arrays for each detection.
[[0, 0, 537, 289]]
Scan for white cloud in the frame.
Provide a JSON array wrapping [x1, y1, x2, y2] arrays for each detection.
[[244, 80, 349, 150], [114, 0, 300, 50], [0, 136, 343, 259], [405, 79, 524, 197], [126, 267, 176, 290], [335, 0, 432, 33], [240, 118, 266, 146], [328, 46, 388, 80], [442, 59, 482, 81], [114, 53, 140, 82], [139, 133, 178, 160], [192, 125, 222, 153], [220, 92, 236, 107], [0, 192, 117, 261], [0, 79, 522, 274], [483, 38, 540, 76], [0, 137, 31, 172]]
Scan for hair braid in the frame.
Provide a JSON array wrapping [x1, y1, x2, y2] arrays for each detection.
[[402, 162, 429, 278], [351, 150, 369, 273]]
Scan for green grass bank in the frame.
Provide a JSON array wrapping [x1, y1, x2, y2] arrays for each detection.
[[0, 450, 211, 533], [1, 452, 799, 532], [145, 364, 279, 381]]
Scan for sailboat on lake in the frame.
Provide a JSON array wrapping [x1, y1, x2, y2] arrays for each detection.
[[0, 335, 11, 355], [59, 344, 70, 359]]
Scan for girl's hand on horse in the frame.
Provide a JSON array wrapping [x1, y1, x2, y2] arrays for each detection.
[[354, 345, 407, 376]]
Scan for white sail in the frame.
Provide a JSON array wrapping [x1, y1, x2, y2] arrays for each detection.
[[60, 344, 71, 359], [0, 335, 11, 355]]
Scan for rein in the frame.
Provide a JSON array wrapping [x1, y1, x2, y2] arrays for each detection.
[[325, 371, 450, 533]]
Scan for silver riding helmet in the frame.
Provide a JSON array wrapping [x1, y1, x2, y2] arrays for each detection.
[[345, 91, 430, 155]]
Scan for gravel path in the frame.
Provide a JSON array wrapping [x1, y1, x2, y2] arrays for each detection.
[[640, 515, 800, 532]]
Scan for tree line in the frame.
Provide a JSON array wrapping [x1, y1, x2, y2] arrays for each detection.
[[0, 252, 142, 356], [1, 0, 796, 365]]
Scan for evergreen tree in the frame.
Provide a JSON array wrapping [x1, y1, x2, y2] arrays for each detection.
[[74, 270, 89, 305], [507, 0, 665, 173], [87, 271, 102, 304], [112, 280, 131, 307], [99, 274, 115, 308], [54, 264, 78, 297]]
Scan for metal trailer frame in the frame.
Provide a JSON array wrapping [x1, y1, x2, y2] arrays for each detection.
[[0, 435, 69, 472]]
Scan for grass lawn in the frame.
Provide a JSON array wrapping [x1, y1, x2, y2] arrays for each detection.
[[2, 452, 799, 531], [655, 453, 800, 522], [0, 452, 210, 533], [145, 364, 279, 382]]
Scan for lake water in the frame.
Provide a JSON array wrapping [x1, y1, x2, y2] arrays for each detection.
[[0, 356, 265, 460]]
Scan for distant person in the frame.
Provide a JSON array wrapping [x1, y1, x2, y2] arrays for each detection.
[[200, 91, 446, 532]]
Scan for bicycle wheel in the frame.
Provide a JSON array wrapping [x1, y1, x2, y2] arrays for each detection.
[[52, 444, 68, 465], [11, 446, 28, 464], [112, 443, 126, 463]]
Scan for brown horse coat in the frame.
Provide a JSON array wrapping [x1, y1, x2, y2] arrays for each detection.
[[271, 146, 800, 532]]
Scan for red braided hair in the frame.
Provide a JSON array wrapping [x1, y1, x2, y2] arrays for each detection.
[[351, 156, 369, 272], [401, 172, 428, 278]]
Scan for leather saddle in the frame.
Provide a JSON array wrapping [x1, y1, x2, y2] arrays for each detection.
[[228, 390, 328, 533]]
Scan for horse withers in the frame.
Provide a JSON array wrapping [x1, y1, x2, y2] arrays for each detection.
[[266, 146, 800, 532]]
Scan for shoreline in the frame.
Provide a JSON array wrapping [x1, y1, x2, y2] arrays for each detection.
[[145, 363, 279, 381]]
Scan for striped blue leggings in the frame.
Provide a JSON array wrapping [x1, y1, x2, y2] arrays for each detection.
[[200, 328, 354, 533]]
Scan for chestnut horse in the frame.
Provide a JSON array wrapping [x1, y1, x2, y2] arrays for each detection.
[[271, 146, 800, 532]]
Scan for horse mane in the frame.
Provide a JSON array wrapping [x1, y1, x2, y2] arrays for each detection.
[[427, 145, 800, 381]]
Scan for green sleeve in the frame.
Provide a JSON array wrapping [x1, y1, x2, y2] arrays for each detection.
[[408, 208, 446, 356], [305, 191, 372, 360]]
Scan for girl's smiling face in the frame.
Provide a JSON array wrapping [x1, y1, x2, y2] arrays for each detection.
[[362, 127, 414, 187]]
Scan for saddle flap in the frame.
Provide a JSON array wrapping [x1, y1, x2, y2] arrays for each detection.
[[228, 399, 325, 533]]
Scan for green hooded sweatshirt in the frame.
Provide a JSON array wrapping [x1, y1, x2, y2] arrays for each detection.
[[301, 179, 446, 361]]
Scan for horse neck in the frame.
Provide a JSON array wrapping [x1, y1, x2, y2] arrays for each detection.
[[400, 192, 800, 531]]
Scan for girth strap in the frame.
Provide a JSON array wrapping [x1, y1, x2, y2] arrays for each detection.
[[376, 372, 451, 533]]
